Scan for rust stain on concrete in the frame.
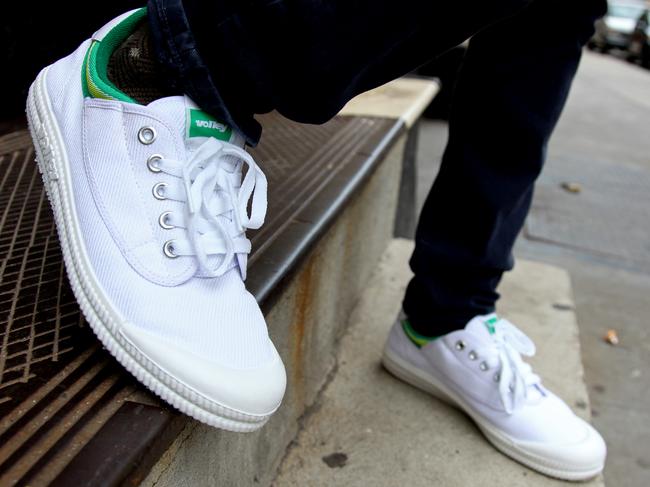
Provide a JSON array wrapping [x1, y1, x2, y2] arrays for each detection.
[[290, 253, 318, 405]]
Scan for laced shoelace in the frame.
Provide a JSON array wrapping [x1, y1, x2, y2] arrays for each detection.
[[480, 319, 541, 414], [155, 137, 267, 278]]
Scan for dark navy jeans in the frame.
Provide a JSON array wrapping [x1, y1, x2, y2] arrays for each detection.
[[147, 0, 606, 336]]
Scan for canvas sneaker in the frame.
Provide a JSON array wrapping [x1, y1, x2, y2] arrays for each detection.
[[382, 312, 606, 480], [26, 8, 286, 432]]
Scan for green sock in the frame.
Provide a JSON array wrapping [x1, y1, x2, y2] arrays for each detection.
[[402, 319, 439, 348]]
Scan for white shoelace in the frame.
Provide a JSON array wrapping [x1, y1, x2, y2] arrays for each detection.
[[156, 137, 267, 278], [481, 319, 541, 414]]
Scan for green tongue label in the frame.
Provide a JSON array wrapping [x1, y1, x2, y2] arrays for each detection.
[[187, 108, 232, 141], [484, 316, 499, 335]]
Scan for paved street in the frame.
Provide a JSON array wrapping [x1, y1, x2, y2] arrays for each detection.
[[416, 50, 650, 486]]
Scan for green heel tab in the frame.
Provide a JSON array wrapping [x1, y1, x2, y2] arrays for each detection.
[[81, 8, 147, 102]]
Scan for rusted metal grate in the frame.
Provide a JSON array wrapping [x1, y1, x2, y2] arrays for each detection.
[[1, 133, 85, 410], [0, 131, 142, 486], [0, 113, 398, 486]]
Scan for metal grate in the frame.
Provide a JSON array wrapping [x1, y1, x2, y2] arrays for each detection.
[[0, 133, 89, 411], [0, 131, 140, 486]]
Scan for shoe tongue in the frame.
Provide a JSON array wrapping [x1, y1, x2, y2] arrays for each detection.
[[147, 95, 245, 150], [465, 313, 500, 341]]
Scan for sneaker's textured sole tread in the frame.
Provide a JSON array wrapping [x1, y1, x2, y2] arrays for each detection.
[[26, 67, 271, 433], [382, 345, 603, 481]]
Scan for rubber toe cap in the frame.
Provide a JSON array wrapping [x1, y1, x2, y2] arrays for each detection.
[[516, 419, 606, 479], [120, 322, 287, 417]]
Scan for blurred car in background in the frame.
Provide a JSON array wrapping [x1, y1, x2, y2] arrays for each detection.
[[627, 8, 650, 67], [589, 1, 647, 52]]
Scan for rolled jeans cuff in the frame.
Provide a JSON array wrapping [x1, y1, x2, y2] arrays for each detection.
[[146, 0, 262, 146]]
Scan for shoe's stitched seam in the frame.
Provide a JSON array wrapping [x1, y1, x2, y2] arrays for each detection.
[[119, 103, 160, 249], [82, 104, 165, 285], [117, 105, 196, 285], [82, 100, 196, 285], [120, 106, 200, 283]]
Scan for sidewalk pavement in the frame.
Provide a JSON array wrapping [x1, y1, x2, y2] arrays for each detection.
[[274, 239, 603, 487]]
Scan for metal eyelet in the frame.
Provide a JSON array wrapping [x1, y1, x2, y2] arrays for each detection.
[[468, 351, 478, 361], [455, 340, 465, 351], [159, 211, 174, 229], [479, 361, 489, 371], [147, 154, 163, 173], [493, 373, 500, 382], [163, 240, 178, 258], [138, 126, 157, 145], [152, 182, 167, 200]]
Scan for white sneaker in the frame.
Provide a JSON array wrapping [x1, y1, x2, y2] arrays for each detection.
[[382, 312, 606, 480], [26, 8, 286, 432]]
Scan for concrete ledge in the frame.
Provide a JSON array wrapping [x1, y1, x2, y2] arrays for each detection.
[[274, 239, 604, 486], [340, 77, 440, 128]]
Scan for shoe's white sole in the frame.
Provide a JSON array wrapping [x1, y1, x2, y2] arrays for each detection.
[[382, 344, 603, 481], [26, 67, 273, 432]]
